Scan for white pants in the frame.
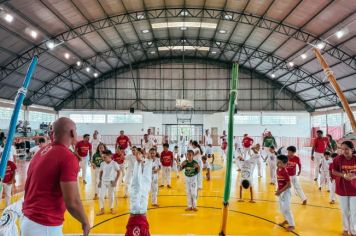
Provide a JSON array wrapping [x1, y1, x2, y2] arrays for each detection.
[[0, 183, 12, 206], [125, 169, 133, 196], [242, 147, 251, 159], [119, 164, 125, 182], [151, 174, 159, 205], [161, 166, 171, 186], [330, 179, 336, 201], [99, 181, 115, 209], [319, 171, 331, 189], [172, 162, 179, 177], [94, 168, 101, 195], [21, 216, 63, 236], [279, 189, 295, 227], [185, 175, 198, 208], [314, 152, 323, 180], [268, 161, 277, 184], [79, 158, 87, 181], [256, 158, 262, 177], [339, 196, 356, 234], [291, 176, 307, 202]]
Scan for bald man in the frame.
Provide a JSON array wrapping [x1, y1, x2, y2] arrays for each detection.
[[21, 117, 90, 236]]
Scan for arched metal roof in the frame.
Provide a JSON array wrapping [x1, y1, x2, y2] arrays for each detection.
[[0, 0, 355, 111]]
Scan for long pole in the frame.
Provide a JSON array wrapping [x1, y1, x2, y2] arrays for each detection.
[[0, 56, 38, 179], [313, 48, 356, 135], [219, 63, 238, 236]]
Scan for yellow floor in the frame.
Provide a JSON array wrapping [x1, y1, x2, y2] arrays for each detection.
[[4, 155, 343, 236]]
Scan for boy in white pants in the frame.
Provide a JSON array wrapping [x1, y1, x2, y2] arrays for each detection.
[[329, 153, 338, 204], [97, 150, 120, 215], [126, 147, 152, 236], [172, 146, 180, 178], [160, 143, 174, 188], [319, 151, 332, 191], [267, 145, 277, 185], [91, 143, 105, 200], [238, 157, 255, 203], [0, 160, 17, 206], [150, 148, 161, 207], [286, 146, 307, 205], [181, 150, 200, 211], [124, 146, 137, 197], [276, 154, 295, 232], [202, 155, 211, 181], [251, 144, 262, 178]]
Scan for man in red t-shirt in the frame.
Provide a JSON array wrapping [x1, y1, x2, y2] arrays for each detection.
[[312, 130, 330, 181], [242, 134, 254, 159], [21, 117, 89, 236], [160, 143, 174, 188], [116, 130, 131, 153], [75, 134, 92, 184], [0, 160, 16, 206], [286, 146, 307, 205]]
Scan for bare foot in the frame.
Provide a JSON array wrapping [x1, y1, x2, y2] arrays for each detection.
[[249, 200, 256, 203], [177, 175, 180, 178], [152, 204, 159, 207], [319, 187, 321, 191], [237, 169, 241, 171], [159, 185, 164, 188], [278, 220, 288, 227], [185, 207, 192, 211], [192, 208, 198, 211], [123, 194, 128, 198], [96, 209, 104, 216], [83, 180, 87, 184], [167, 185, 172, 188], [330, 200, 335, 204], [110, 209, 116, 214], [302, 200, 307, 205], [238, 199, 244, 202], [314, 178, 317, 181], [286, 226, 295, 232], [93, 195, 98, 200], [342, 231, 349, 236], [327, 190, 330, 193]]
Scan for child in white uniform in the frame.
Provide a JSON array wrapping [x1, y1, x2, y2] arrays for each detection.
[[172, 146, 180, 178], [191, 141, 204, 190], [202, 155, 211, 181], [150, 148, 161, 207], [205, 144, 214, 164], [124, 146, 137, 198], [97, 150, 120, 215], [238, 158, 255, 203], [319, 151, 332, 191], [251, 144, 262, 178], [329, 153, 338, 204], [267, 145, 277, 185], [181, 150, 200, 211]]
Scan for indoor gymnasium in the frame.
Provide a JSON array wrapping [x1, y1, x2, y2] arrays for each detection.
[[0, 0, 355, 236]]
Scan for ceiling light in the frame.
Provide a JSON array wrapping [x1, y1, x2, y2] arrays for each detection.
[[151, 22, 217, 29], [94, 72, 98, 78], [4, 13, 13, 23], [180, 27, 187, 31], [137, 14, 145, 20], [181, 39, 187, 43], [158, 46, 209, 51], [180, 10, 188, 16], [76, 61, 82, 66], [288, 61, 294, 67], [86, 67, 91, 72], [30, 30, 38, 39], [271, 73, 276, 78], [64, 53, 70, 59], [224, 15, 232, 20], [336, 30, 345, 39], [216, 41, 221, 46], [219, 29, 227, 34], [301, 53, 307, 59], [150, 51, 156, 54], [46, 41, 55, 49], [141, 29, 149, 34], [211, 51, 217, 54], [317, 42, 325, 49], [147, 41, 153, 46]]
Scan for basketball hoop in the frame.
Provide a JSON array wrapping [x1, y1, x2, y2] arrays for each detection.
[[176, 99, 194, 124]]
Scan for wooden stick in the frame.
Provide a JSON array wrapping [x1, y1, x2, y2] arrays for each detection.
[[313, 48, 356, 135]]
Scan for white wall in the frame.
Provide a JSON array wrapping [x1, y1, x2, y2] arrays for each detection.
[[59, 110, 311, 138]]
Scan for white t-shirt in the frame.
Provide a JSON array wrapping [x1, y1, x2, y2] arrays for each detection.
[[204, 134, 212, 146], [100, 161, 120, 182], [147, 134, 156, 144], [91, 138, 101, 153], [205, 146, 213, 155], [240, 159, 254, 184], [268, 152, 277, 163], [0, 146, 16, 162], [152, 158, 161, 173], [320, 158, 332, 172], [29, 145, 40, 155], [202, 161, 211, 169], [143, 140, 154, 151], [126, 154, 136, 171]]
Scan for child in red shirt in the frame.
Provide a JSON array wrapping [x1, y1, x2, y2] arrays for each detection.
[[221, 138, 228, 161], [276, 154, 295, 232], [113, 146, 126, 183], [286, 146, 307, 205], [160, 143, 174, 188], [0, 160, 17, 206]]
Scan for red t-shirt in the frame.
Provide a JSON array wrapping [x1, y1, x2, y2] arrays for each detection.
[[116, 135, 130, 149], [113, 152, 125, 165], [242, 137, 253, 148], [221, 141, 227, 150], [75, 140, 92, 157], [333, 155, 356, 196], [314, 137, 330, 153], [3, 161, 16, 184], [286, 155, 301, 176], [23, 143, 79, 226], [160, 150, 174, 167], [329, 162, 335, 180], [277, 167, 290, 191]]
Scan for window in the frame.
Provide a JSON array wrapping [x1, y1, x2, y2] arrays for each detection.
[[312, 115, 327, 127], [107, 114, 143, 124], [29, 111, 55, 123], [226, 115, 260, 125], [262, 116, 297, 125], [326, 113, 342, 126], [69, 114, 106, 123], [0, 107, 24, 120]]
